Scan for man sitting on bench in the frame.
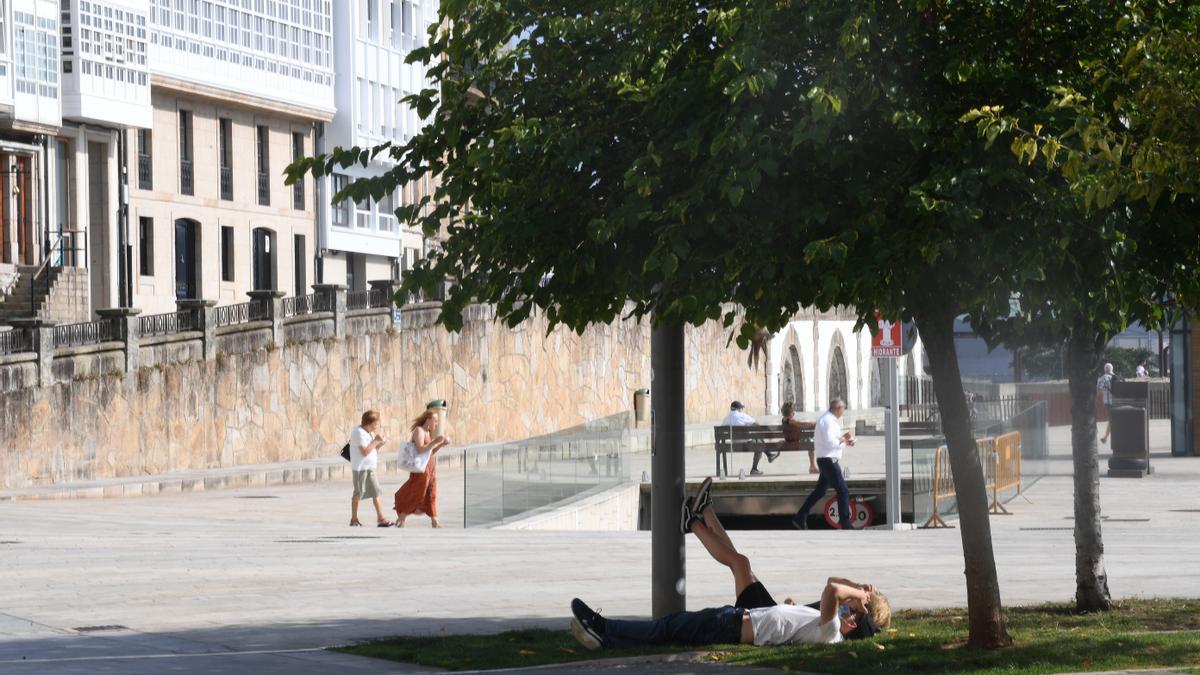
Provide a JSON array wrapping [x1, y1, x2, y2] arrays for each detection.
[[721, 400, 778, 476], [569, 478, 891, 650]]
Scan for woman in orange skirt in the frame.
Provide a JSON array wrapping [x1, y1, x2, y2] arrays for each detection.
[[395, 409, 451, 528]]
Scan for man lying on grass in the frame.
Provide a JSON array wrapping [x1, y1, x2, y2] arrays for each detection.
[[570, 477, 891, 650]]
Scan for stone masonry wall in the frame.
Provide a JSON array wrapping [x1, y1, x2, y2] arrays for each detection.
[[0, 303, 764, 488]]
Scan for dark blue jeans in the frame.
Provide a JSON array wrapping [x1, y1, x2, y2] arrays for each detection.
[[797, 457, 852, 527], [603, 606, 744, 648]]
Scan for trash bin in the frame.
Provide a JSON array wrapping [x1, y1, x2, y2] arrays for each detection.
[[1108, 405, 1150, 475], [633, 388, 650, 425], [426, 398, 449, 436]]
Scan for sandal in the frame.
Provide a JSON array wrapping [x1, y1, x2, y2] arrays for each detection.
[[377, 520, 396, 528], [350, 519, 363, 527]]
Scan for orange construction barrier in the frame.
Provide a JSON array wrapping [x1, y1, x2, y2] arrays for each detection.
[[922, 445, 956, 528], [990, 431, 1023, 514], [921, 432, 1022, 528]]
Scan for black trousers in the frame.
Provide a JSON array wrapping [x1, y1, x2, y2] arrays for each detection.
[[796, 457, 852, 527]]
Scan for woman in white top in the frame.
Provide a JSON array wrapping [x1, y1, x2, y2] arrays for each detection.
[[349, 410, 392, 527], [393, 409, 451, 528]]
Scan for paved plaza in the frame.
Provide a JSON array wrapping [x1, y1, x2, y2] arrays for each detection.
[[2, 423, 1198, 673]]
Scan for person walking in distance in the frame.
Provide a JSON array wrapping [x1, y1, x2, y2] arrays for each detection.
[[1097, 363, 1117, 444], [349, 410, 394, 527], [394, 409, 451, 528], [792, 399, 857, 530]]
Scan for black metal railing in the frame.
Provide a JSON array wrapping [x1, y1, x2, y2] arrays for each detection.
[[370, 286, 390, 308], [281, 293, 332, 318], [24, 232, 88, 317], [346, 288, 390, 311], [137, 153, 152, 190], [257, 172, 270, 205], [180, 159, 194, 195], [346, 289, 372, 311], [53, 318, 120, 349], [138, 309, 198, 338], [214, 299, 267, 328], [0, 328, 32, 356], [292, 180, 304, 210], [220, 166, 233, 201]]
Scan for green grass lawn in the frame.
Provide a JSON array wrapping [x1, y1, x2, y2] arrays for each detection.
[[336, 598, 1200, 673]]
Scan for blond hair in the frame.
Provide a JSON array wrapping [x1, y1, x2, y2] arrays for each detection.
[[410, 409, 438, 431], [868, 590, 892, 629]]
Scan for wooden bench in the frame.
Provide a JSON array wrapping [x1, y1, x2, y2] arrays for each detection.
[[713, 423, 815, 477]]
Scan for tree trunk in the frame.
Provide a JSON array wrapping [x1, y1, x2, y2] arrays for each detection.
[[916, 305, 1014, 648], [1066, 319, 1113, 612]]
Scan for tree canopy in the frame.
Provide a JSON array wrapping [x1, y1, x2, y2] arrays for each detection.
[[286, 0, 1200, 647]]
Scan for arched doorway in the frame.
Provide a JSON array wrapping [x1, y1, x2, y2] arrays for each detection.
[[173, 218, 200, 299], [870, 358, 883, 407], [828, 345, 849, 406], [782, 359, 796, 407], [788, 345, 804, 411], [252, 227, 277, 291]]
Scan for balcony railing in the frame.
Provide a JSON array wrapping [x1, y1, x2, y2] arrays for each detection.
[[0, 328, 32, 356], [280, 293, 333, 318], [53, 318, 121, 349], [220, 166, 233, 201], [257, 172, 270, 206], [346, 287, 391, 312], [214, 299, 268, 328], [180, 159, 194, 196], [292, 180, 304, 210], [346, 289, 371, 311], [137, 153, 152, 190], [138, 310, 198, 338]]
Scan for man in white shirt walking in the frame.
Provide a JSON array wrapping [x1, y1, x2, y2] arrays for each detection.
[[792, 398, 857, 530], [568, 479, 890, 650], [720, 400, 777, 475]]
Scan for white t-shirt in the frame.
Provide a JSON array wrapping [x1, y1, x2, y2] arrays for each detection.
[[814, 411, 845, 460], [349, 426, 377, 471], [1136, 365, 1148, 378], [747, 604, 842, 645], [721, 410, 756, 426]]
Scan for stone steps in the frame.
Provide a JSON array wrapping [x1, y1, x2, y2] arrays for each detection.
[[0, 266, 89, 324]]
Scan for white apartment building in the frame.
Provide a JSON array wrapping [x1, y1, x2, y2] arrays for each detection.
[[321, 0, 435, 291], [127, 0, 335, 314], [0, 0, 63, 290], [59, 0, 153, 315]]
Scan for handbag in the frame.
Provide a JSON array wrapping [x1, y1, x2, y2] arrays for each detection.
[[397, 441, 432, 473], [340, 443, 351, 462]]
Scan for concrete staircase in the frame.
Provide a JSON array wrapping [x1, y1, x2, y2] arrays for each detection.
[[0, 266, 91, 325]]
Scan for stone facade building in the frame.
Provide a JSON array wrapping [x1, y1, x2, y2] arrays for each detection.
[[127, 0, 334, 315]]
